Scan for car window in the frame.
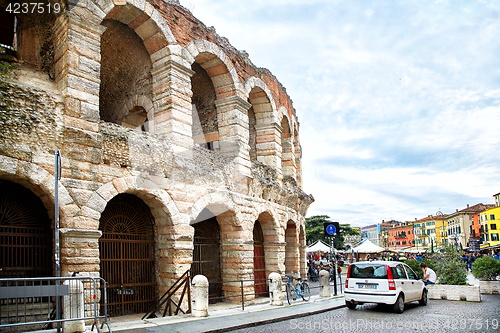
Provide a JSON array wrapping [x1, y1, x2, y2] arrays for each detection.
[[395, 264, 407, 279], [350, 264, 387, 279], [404, 265, 418, 280]]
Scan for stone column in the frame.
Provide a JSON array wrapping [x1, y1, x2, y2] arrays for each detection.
[[152, 58, 195, 157], [255, 122, 283, 181], [285, 242, 300, 274], [59, 229, 101, 278], [215, 96, 252, 177], [264, 241, 286, 275], [53, 11, 104, 134], [220, 237, 254, 303]]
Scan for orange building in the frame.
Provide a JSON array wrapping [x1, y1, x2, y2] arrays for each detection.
[[388, 223, 414, 249]]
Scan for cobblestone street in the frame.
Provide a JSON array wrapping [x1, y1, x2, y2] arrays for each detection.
[[231, 295, 500, 333]]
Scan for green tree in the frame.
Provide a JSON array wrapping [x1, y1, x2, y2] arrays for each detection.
[[472, 256, 500, 281], [305, 215, 360, 250]]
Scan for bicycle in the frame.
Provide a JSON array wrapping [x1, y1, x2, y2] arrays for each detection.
[[285, 272, 311, 305]]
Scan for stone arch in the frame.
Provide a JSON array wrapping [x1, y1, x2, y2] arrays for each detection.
[[118, 95, 155, 132], [0, 156, 74, 223], [188, 191, 239, 223], [183, 40, 241, 99], [87, 176, 188, 299], [183, 40, 246, 152], [77, 0, 177, 52], [53, 0, 184, 145], [285, 219, 299, 274], [244, 77, 279, 124], [244, 77, 282, 170], [84, 176, 182, 231]]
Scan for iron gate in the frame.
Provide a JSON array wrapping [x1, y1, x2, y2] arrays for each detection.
[[253, 221, 266, 296], [0, 180, 52, 278], [99, 194, 156, 316], [192, 217, 222, 301]]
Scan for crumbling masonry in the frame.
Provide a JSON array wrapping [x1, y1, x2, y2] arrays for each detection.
[[0, 0, 313, 316]]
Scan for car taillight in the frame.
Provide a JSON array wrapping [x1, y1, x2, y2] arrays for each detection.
[[345, 265, 351, 289], [387, 266, 396, 290]]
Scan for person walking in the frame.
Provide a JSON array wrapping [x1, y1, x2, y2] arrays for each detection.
[[420, 262, 437, 285]]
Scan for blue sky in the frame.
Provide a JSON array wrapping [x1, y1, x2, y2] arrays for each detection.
[[182, 0, 500, 227]]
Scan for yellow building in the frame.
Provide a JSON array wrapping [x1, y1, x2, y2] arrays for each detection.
[[480, 205, 500, 247]]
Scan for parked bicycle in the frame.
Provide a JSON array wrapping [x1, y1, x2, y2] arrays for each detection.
[[285, 272, 311, 305]]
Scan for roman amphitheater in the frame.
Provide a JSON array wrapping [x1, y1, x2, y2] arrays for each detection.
[[0, 0, 313, 316]]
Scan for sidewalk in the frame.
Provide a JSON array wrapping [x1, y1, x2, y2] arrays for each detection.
[[101, 294, 346, 333]]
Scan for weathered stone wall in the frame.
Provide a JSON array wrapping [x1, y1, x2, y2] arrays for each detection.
[[0, 0, 314, 310]]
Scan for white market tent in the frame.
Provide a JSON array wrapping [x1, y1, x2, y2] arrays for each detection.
[[351, 239, 385, 253], [306, 240, 332, 253]]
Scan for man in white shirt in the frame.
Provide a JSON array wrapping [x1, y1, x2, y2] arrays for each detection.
[[420, 262, 437, 285]]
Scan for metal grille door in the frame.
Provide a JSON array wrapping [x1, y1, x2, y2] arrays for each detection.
[[99, 194, 156, 316], [0, 180, 52, 278], [192, 217, 222, 301], [253, 221, 266, 296]]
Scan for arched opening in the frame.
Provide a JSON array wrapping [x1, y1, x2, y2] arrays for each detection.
[[253, 220, 266, 297], [191, 208, 222, 302], [191, 61, 219, 151], [0, 4, 57, 71], [281, 116, 294, 178], [285, 221, 297, 274], [100, 19, 153, 130], [99, 194, 156, 317], [0, 180, 52, 278]]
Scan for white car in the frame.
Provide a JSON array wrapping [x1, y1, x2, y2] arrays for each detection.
[[344, 261, 428, 313]]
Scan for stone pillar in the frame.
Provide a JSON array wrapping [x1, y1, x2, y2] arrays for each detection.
[[152, 58, 195, 157], [319, 270, 331, 298], [285, 242, 300, 274], [264, 241, 286, 275], [220, 237, 254, 303], [59, 229, 101, 278], [215, 96, 252, 177], [255, 122, 283, 178], [191, 275, 209, 317], [53, 11, 104, 134], [63, 279, 85, 333], [268, 272, 283, 306], [300, 244, 307, 278]]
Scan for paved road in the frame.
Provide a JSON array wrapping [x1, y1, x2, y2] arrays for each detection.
[[231, 294, 500, 333]]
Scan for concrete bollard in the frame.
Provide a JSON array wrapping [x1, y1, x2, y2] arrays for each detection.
[[191, 275, 209, 317], [62, 280, 85, 333], [319, 270, 330, 298], [268, 272, 283, 306]]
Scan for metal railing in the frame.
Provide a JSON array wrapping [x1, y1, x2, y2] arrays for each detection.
[[0, 276, 111, 332], [207, 278, 270, 311]]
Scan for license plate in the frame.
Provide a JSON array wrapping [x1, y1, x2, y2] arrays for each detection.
[[358, 284, 377, 289]]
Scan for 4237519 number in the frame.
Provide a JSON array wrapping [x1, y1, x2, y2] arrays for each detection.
[[5, 2, 62, 14]]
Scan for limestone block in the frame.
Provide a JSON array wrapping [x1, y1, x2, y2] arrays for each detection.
[[191, 275, 209, 317], [63, 280, 85, 333], [479, 281, 500, 294], [427, 284, 481, 302]]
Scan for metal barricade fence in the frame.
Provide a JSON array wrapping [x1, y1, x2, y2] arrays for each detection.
[[0, 276, 111, 332]]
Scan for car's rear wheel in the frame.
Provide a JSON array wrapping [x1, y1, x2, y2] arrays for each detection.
[[345, 300, 357, 309], [419, 289, 428, 306], [392, 294, 404, 313]]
